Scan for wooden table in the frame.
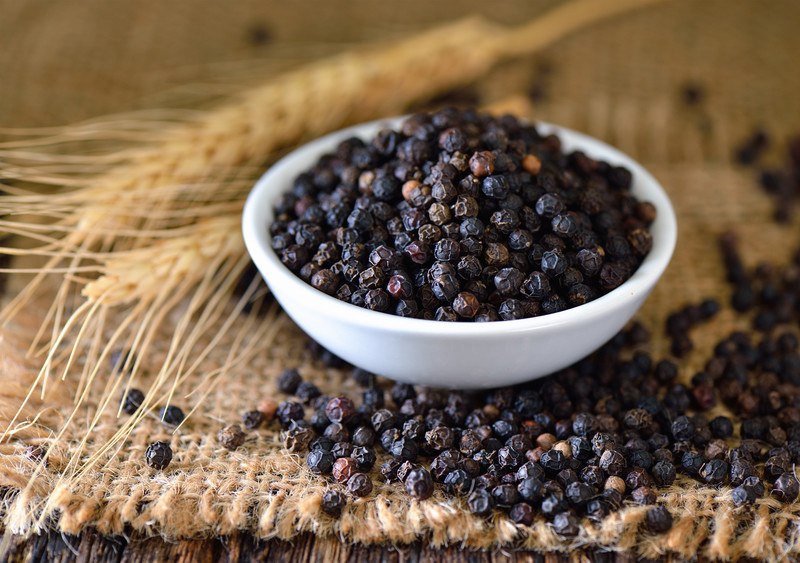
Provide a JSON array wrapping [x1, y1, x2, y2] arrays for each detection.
[[7, 528, 643, 562]]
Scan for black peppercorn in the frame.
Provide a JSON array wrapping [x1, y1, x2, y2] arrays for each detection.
[[121, 388, 145, 415], [145, 441, 173, 470], [599, 449, 626, 476], [371, 409, 396, 434], [307, 449, 335, 475], [325, 396, 356, 424], [217, 424, 247, 451], [709, 416, 733, 439], [379, 459, 401, 483], [426, 427, 456, 451], [539, 450, 567, 473], [729, 458, 756, 486], [242, 409, 264, 430], [286, 426, 314, 452], [765, 451, 791, 480], [467, 489, 494, 516], [352, 446, 377, 471], [773, 473, 800, 502], [275, 401, 305, 427], [551, 512, 579, 537], [631, 486, 657, 505], [681, 452, 705, 477], [671, 416, 695, 441], [277, 368, 302, 393], [699, 459, 728, 484], [565, 481, 594, 507], [491, 484, 520, 507], [352, 426, 376, 447], [516, 461, 545, 482], [310, 436, 334, 452], [294, 381, 321, 404], [331, 441, 353, 459], [159, 405, 185, 427], [324, 423, 350, 443], [497, 446, 525, 470], [731, 476, 765, 506], [321, 489, 347, 518], [405, 467, 435, 500], [645, 506, 673, 534], [517, 474, 545, 502], [390, 437, 419, 461], [347, 472, 374, 497], [626, 467, 653, 490], [652, 461, 676, 487], [441, 468, 472, 495], [508, 502, 534, 526]]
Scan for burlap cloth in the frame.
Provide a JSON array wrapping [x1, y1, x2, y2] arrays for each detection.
[[2, 1, 800, 560]]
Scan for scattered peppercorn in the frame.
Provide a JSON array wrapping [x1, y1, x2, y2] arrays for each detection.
[[145, 441, 172, 470], [551, 512, 579, 537], [709, 416, 733, 439], [680, 82, 705, 106], [699, 459, 728, 484], [285, 425, 314, 452], [321, 489, 347, 518], [332, 457, 359, 484], [218, 424, 246, 451], [307, 449, 335, 475], [296, 381, 321, 403], [325, 396, 356, 424], [509, 502, 534, 526], [645, 506, 673, 534], [277, 368, 302, 394], [732, 476, 765, 506], [734, 128, 769, 166], [347, 472, 373, 497], [467, 489, 494, 516], [246, 22, 272, 47], [666, 298, 720, 358], [121, 388, 144, 415], [110, 349, 135, 373], [159, 405, 185, 427], [405, 467, 435, 500], [277, 401, 305, 427], [772, 473, 800, 502], [734, 129, 800, 223], [257, 398, 278, 422], [242, 409, 264, 430]]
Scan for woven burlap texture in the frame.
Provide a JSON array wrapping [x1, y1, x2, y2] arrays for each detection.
[[2, 1, 800, 560]]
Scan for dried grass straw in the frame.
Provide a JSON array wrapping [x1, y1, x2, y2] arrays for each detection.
[[0, 0, 668, 554]]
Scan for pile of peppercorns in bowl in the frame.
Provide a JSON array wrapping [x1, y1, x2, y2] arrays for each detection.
[[242, 108, 676, 387]]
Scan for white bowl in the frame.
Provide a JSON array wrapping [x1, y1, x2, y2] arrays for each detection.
[[243, 117, 677, 389]]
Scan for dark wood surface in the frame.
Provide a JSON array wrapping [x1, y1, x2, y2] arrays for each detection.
[[5, 529, 648, 563]]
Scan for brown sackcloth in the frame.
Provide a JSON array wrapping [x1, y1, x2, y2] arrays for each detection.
[[2, 1, 800, 560]]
